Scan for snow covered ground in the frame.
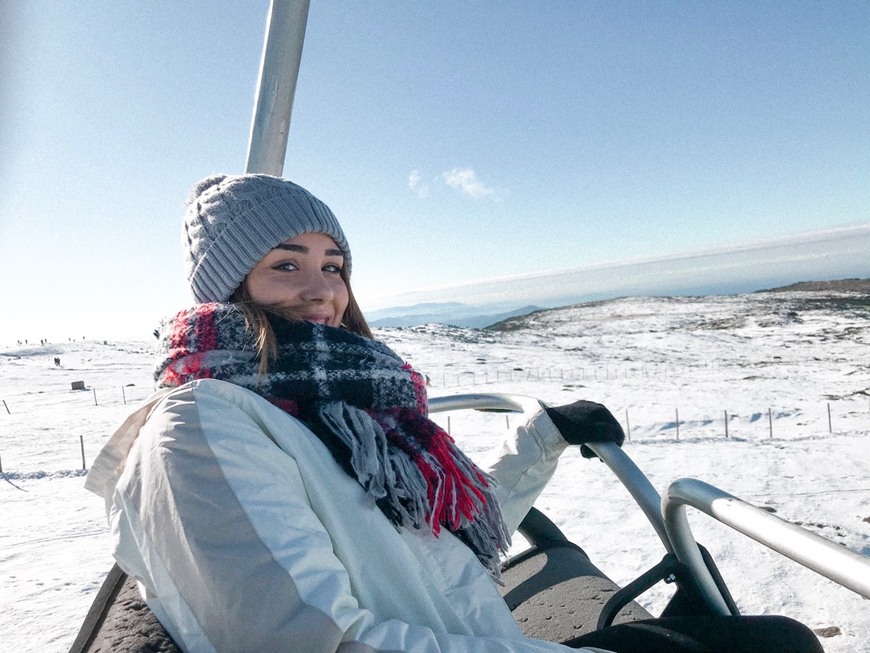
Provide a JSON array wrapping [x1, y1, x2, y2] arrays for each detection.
[[1, 291, 868, 652]]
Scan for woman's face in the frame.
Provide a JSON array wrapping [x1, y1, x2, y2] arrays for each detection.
[[245, 232, 349, 327]]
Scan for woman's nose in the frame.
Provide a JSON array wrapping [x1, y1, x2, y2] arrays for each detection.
[[298, 270, 334, 301]]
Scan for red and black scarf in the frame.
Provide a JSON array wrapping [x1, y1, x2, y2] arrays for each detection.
[[154, 303, 510, 576]]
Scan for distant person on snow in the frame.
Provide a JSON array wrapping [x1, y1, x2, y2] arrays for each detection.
[[86, 175, 821, 653]]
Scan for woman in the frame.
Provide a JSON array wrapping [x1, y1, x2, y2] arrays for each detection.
[[86, 174, 821, 653]]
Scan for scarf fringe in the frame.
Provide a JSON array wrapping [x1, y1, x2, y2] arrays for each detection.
[[316, 401, 508, 576]]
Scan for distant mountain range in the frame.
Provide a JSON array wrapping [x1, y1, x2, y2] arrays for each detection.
[[366, 303, 545, 328], [365, 278, 870, 329]]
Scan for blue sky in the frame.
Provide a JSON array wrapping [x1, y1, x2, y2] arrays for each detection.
[[1, 1, 868, 344]]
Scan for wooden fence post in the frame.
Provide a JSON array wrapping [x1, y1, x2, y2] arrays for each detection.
[[724, 410, 729, 438], [80, 435, 86, 470], [675, 409, 680, 440], [122, 385, 127, 405], [2, 399, 9, 414], [625, 410, 631, 442], [93, 388, 98, 406], [768, 408, 773, 438], [828, 403, 832, 433]]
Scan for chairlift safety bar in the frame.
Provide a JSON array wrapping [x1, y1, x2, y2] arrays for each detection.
[[429, 393, 541, 416], [664, 478, 870, 604]]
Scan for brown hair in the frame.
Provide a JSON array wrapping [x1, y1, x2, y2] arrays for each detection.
[[230, 265, 373, 375]]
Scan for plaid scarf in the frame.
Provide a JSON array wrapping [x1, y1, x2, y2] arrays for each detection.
[[154, 303, 510, 576]]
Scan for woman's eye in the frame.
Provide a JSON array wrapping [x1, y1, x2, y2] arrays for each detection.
[[323, 263, 343, 274], [275, 261, 298, 272]]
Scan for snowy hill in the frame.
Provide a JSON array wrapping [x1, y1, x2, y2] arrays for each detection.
[[1, 289, 868, 651], [367, 303, 544, 328], [363, 278, 870, 329]]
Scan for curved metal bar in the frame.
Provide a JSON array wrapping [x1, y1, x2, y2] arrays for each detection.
[[246, 0, 311, 175], [661, 482, 732, 615], [664, 478, 870, 606], [429, 392, 542, 416]]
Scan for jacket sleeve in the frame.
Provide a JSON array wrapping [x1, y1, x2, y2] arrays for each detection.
[[483, 406, 571, 535], [108, 384, 595, 653]]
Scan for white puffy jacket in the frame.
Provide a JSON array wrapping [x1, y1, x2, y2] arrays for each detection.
[[86, 379, 608, 652]]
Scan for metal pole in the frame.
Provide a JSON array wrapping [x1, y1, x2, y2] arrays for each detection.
[[246, 0, 311, 176], [675, 408, 680, 440], [2, 399, 9, 414], [80, 435, 86, 470]]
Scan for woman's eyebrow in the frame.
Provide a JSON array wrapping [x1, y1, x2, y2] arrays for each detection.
[[272, 243, 343, 258], [273, 243, 307, 253]]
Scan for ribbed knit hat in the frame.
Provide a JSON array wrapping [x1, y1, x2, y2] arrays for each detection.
[[182, 174, 351, 303]]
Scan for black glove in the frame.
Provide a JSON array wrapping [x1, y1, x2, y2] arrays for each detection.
[[544, 400, 625, 459]]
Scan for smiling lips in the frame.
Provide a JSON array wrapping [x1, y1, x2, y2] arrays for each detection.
[[304, 314, 333, 325]]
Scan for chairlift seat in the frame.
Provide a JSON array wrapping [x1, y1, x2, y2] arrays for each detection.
[[69, 564, 178, 653], [499, 508, 653, 643]]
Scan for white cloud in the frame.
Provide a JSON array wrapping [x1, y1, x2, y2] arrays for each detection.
[[442, 168, 496, 199]]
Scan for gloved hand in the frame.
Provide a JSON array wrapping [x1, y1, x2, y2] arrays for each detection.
[[544, 400, 625, 458]]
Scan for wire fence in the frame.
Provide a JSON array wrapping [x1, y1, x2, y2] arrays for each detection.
[[432, 399, 870, 439], [1, 382, 155, 412], [2, 375, 868, 474], [0, 380, 156, 474], [429, 364, 721, 386]]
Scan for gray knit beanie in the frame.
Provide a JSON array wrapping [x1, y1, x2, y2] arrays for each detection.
[[182, 174, 351, 303]]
